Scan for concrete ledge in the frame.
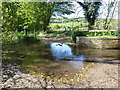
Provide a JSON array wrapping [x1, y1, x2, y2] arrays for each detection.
[[76, 37, 120, 49]]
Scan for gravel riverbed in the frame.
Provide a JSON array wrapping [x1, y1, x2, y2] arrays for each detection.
[[1, 62, 119, 89]]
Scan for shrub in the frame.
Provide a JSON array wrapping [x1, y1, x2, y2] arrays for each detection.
[[72, 25, 80, 30], [20, 36, 39, 43], [53, 24, 61, 30], [71, 31, 88, 43]]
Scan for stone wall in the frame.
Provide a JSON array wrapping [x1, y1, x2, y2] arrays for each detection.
[[76, 37, 120, 49]]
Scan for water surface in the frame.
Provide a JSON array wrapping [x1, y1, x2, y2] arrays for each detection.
[[4, 42, 119, 77]]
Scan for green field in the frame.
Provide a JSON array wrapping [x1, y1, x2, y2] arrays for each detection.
[[49, 18, 118, 31]]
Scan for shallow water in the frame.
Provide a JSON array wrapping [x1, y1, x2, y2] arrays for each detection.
[[4, 42, 120, 77]]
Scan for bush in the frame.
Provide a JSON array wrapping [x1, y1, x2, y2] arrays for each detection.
[[53, 24, 61, 30], [87, 31, 120, 37], [72, 25, 80, 30], [71, 31, 88, 43], [20, 36, 39, 43], [75, 31, 88, 36]]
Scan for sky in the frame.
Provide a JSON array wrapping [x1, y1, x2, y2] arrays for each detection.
[[56, 0, 119, 19]]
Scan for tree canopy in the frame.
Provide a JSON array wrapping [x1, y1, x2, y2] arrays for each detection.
[[77, 1, 102, 30], [2, 2, 74, 34]]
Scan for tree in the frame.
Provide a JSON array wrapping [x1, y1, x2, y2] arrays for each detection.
[[103, 0, 118, 29], [2, 2, 54, 34], [52, 2, 74, 17], [2, 2, 20, 32], [77, 1, 102, 30], [2, 2, 74, 33]]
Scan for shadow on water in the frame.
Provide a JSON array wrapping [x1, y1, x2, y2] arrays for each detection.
[[3, 41, 120, 76]]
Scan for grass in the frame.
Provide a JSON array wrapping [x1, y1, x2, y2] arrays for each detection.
[[50, 18, 118, 30]]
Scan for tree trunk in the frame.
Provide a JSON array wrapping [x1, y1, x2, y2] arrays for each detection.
[[103, 1, 116, 29], [88, 19, 95, 30]]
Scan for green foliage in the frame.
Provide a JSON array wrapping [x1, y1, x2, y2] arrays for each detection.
[[87, 31, 120, 37], [52, 2, 75, 17], [2, 30, 41, 45], [19, 36, 39, 43], [53, 24, 61, 30], [50, 18, 118, 31], [72, 25, 80, 30], [2, 2, 54, 45], [77, 1, 102, 30], [2, 2, 75, 44], [71, 31, 88, 43], [2, 2, 54, 33], [2, 2, 19, 31]]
